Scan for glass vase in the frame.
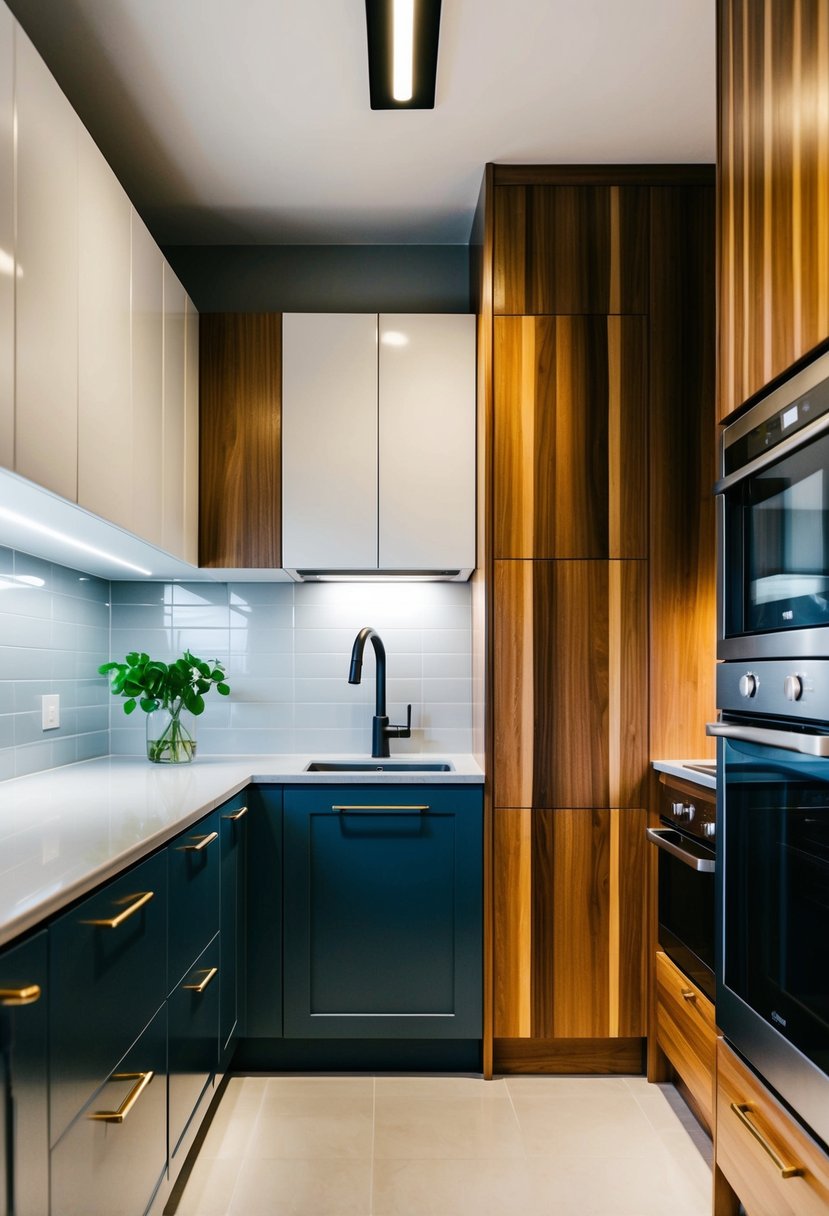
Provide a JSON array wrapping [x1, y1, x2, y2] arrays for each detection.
[[145, 706, 197, 764]]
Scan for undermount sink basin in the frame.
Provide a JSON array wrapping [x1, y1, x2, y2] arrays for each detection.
[[305, 761, 453, 773]]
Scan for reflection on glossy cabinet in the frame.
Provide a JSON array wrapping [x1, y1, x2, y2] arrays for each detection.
[[0, 930, 48, 1216], [77, 126, 132, 530], [494, 315, 647, 559], [162, 263, 186, 558], [131, 211, 165, 548], [0, 7, 12, 472], [493, 559, 647, 810], [14, 24, 78, 501], [184, 295, 199, 566]]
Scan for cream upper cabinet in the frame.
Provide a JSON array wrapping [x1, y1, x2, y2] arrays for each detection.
[[282, 313, 378, 571], [0, 6, 12, 471], [183, 293, 199, 566], [282, 312, 475, 575], [378, 314, 475, 571], [77, 126, 132, 529], [162, 262, 186, 559], [14, 24, 78, 502], [131, 210, 164, 548]]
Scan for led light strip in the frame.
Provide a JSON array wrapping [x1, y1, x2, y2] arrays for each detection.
[[392, 0, 414, 102], [0, 507, 153, 576]]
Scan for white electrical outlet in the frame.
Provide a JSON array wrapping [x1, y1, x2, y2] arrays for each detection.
[[41, 694, 60, 731]]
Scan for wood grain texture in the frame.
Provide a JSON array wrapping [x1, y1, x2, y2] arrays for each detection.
[[493, 1036, 644, 1074], [493, 808, 647, 1043], [493, 165, 715, 188], [718, 0, 829, 419], [199, 313, 282, 568], [493, 185, 649, 315], [493, 560, 648, 810], [494, 316, 647, 559], [654, 952, 715, 1130], [649, 185, 717, 759], [716, 1038, 829, 1215]]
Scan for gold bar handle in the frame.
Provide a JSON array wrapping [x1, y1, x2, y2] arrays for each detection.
[[332, 805, 430, 813], [178, 831, 219, 852], [730, 1103, 803, 1179], [82, 891, 154, 929], [88, 1071, 154, 1123], [182, 966, 218, 994], [0, 984, 41, 1007], [222, 806, 248, 822], [681, 989, 697, 1003]]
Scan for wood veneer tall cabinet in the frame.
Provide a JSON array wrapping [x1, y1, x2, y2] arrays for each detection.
[[473, 166, 716, 1076]]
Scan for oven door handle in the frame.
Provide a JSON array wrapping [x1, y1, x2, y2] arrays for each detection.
[[707, 721, 829, 757], [645, 827, 716, 872]]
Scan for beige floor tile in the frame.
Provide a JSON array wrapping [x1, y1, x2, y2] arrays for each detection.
[[527, 1150, 711, 1216], [374, 1077, 525, 1160], [196, 1078, 268, 1160], [508, 1085, 659, 1159], [228, 1157, 372, 1216], [372, 1157, 547, 1216], [170, 1156, 242, 1216], [623, 1077, 708, 1137], [505, 1076, 633, 1100], [246, 1077, 374, 1159]]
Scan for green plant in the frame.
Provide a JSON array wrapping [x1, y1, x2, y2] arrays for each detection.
[[99, 650, 230, 762]]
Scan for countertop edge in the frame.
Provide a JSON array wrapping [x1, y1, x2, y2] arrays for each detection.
[[652, 759, 717, 790]]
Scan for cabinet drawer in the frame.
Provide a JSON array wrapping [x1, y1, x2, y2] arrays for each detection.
[[716, 1038, 829, 1216], [168, 809, 220, 990], [655, 951, 715, 1126], [49, 851, 167, 1142], [51, 1004, 167, 1216], [168, 934, 220, 1159]]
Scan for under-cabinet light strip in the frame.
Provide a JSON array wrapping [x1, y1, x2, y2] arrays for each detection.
[[0, 507, 153, 576]]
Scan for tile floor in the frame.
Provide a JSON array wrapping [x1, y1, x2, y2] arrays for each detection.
[[168, 1074, 712, 1216]]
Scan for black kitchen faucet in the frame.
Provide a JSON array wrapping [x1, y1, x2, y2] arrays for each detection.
[[348, 626, 412, 758]]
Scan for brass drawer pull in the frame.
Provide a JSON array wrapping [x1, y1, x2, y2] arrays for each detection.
[[730, 1102, 804, 1179], [0, 983, 41, 1007], [332, 805, 430, 813], [82, 891, 154, 929], [222, 806, 248, 822], [681, 989, 697, 1003], [178, 831, 219, 852], [182, 966, 218, 994], [88, 1071, 154, 1124]]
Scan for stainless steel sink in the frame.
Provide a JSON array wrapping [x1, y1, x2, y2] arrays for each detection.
[[305, 761, 453, 773]]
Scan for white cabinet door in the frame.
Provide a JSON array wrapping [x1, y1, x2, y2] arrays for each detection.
[[131, 210, 164, 548], [77, 126, 132, 529], [14, 25, 78, 502], [183, 293, 199, 566], [0, 6, 12, 471], [379, 314, 476, 571], [162, 262, 186, 558], [282, 313, 378, 570]]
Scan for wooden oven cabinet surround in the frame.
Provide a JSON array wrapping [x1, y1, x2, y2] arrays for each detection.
[[474, 166, 716, 1075]]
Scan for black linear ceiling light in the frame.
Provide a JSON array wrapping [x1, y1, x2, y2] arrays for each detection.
[[365, 0, 442, 109]]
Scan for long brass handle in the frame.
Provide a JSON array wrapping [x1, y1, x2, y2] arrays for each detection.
[[182, 966, 218, 993], [88, 1071, 154, 1124], [222, 806, 248, 822], [730, 1103, 803, 1179], [81, 891, 154, 929], [0, 984, 41, 1007], [178, 831, 219, 852], [332, 805, 430, 813]]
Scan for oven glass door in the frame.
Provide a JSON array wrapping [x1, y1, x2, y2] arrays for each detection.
[[724, 429, 829, 637], [722, 733, 829, 1075], [654, 830, 715, 1000]]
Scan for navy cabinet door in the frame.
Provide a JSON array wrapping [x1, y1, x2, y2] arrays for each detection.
[[0, 931, 48, 1216], [168, 934, 220, 1160], [245, 786, 283, 1038], [283, 785, 482, 1039], [219, 792, 248, 1057], [168, 809, 220, 992]]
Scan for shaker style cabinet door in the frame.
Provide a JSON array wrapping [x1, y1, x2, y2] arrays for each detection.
[[378, 314, 475, 571], [14, 24, 79, 502], [0, 6, 12, 472], [281, 312, 378, 571], [0, 931, 48, 1216]]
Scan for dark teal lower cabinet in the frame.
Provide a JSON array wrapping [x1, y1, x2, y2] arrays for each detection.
[[283, 785, 482, 1039], [219, 792, 248, 1060], [50, 1003, 166, 1216], [0, 931, 48, 1216], [244, 786, 283, 1038], [168, 933, 220, 1160]]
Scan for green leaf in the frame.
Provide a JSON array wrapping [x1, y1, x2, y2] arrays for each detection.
[[125, 651, 139, 665], [124, 698, 137, 715], [217, 683, 230, 696], [140, 697, 158, 713], [98, 661, 118, 674], [211, 668, 225, 681]]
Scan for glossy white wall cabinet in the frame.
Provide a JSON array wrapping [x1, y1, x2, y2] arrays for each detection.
[[77, 127, 132, 529], [183, 295, 199, 566], [131, 211, 164, 548], [0, 6, 12, 472], [282, 313, 379, 571], [14, 25, 78, 502], [162, 263, 186, 559], [379, 314, 475, 571], [282, 313, 476, 575]]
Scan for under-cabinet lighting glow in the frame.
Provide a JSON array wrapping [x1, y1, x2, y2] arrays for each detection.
[[381, 331, 409, 347], [392, 0, 415, 101], [0, 573, 46, 590], [0, 507, 153, 576]]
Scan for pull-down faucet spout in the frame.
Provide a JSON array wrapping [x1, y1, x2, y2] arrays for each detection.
[[348, 626, 411, 758]]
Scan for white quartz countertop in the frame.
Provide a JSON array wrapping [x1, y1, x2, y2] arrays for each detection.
[[652, 759, 717, 791], [0, 753, 483, 949]]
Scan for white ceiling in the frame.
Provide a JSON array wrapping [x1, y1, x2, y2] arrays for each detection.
[[8, 0, 716, 245]]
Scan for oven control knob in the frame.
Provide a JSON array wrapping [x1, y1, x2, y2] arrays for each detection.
[[671, 800, 695, 822], [702, 822, 716, 840], [784, 674, 803, 702], [739, 672, 758, 698]]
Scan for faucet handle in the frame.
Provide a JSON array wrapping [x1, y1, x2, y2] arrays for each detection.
[[388, 704, 412, 740]]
